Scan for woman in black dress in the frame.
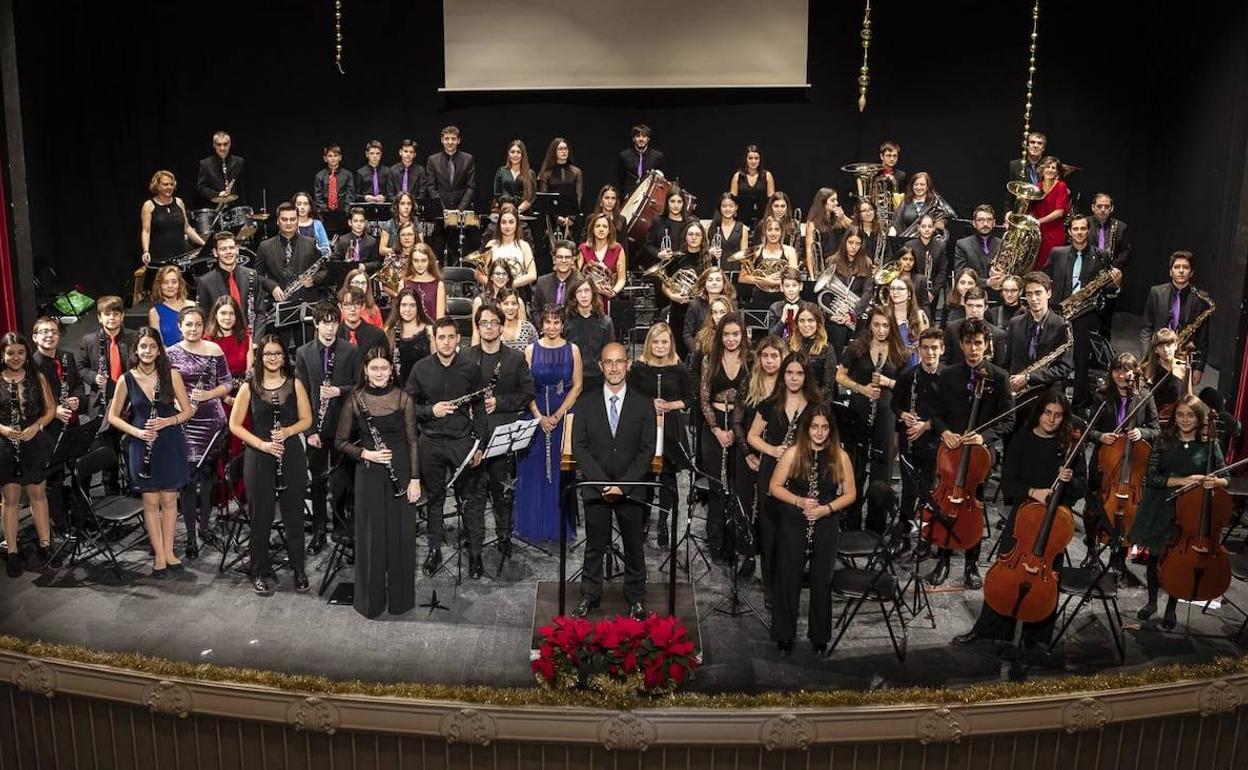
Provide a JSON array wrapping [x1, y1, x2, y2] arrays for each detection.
[[586, 184, 627, 245], [1, 333, 57, 577], [336, 347, 423, 618], [768, 403, 856, 654], [228, 335, 313, 595], [835, 306, 907, 531], [707, 193, 747, 270], [140, 170, 206, 295], [564, 277, 615, 393], [643, 186, 690, 270], [385, 287, 432, 385], [728, 145, 775, 230], [661, 220, 710, 360], [682, 266, 737, 359], [789, 301, 838, 393], [538, 137, 584, 252], [699, 312, 752, 561], [804, 188, 852, 279], [629, 322, 693, 547], [731, 335, 785, 579], [492, 140, 536, 213], [107, 327, 194, 578]]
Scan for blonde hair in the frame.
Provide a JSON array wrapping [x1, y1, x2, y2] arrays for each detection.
[[147, 170, 176, 195], [149, 265, 188, 304], [640, 322, 679, 366]]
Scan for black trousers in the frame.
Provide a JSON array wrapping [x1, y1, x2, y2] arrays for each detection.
[[580, 497, 646, 605], [179, 460, 214, 549], [771, 504, 839, 645], [419, 435, 487, 552], [353, 461, 417, 618], [699, 420, 737, 553], [844, 404, 893, 533], [307, 441, 349, 531], [244, 442, 307, 576], [482, 454, 515, 540], [1070, 312, 1099, 408], [755, 455, 780, 592]]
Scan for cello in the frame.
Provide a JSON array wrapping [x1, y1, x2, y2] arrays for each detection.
[[1157, 416, 1233, 603], [922, 371, 991, 552], [983, 407, 1097, 623], [1096, 374, 1157, 545]]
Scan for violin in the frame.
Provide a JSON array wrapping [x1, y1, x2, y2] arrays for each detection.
[[983, 418, 1092, 623], [1157, 417, 1233, 602], [922, 370, 990, 552], [1096, 379, 1151, 546]]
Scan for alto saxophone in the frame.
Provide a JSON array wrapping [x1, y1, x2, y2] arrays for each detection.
[[1175, 289, 1215, 352], [1014, 325, 1075, 397], [1059, 269, 1117, 320]]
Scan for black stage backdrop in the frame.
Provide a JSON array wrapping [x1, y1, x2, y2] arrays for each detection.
[[11, 1, 1248, 371]]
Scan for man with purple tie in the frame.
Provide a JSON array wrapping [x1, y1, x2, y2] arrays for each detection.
[[388, 139, 430, 200], [616, 124, 665, 197], [1139, 251, 1211, 385], [332, 208, 380, 272], [953, 204, 1003, 304], [1088, 192, 1133, 338], [357, 140, 388, 204]]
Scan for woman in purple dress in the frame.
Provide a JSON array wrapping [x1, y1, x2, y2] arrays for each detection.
[[166, 306, 232, 559], [514, 307, 582, 541]]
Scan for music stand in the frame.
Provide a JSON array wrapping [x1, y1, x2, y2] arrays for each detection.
[[479, 419, 550, 570], [416, 196, 445, 222], [320, 261, 355, 300]]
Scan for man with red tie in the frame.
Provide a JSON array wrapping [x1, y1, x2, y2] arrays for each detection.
[[314, 145, 355, 237], [195, 232, 279, 337], [336, 287, 387, 349], [76, 296, 137, 494]]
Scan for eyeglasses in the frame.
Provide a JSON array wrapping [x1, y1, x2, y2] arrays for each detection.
[[478, 319, 500, 328], [262, 351, 284, 358], [35, 330, 59, 336]]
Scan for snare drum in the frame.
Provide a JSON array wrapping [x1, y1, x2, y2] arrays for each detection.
[[444, 210, 481, 228], [221, 206, 254, 232], [620, 170, 669, 251], [190, 209, 219, 238]]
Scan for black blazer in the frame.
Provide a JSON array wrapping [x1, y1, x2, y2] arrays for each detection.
[[387, 162, 432, 199], [338, 321, 388, 355], [196, 265, 273, 327], [903, 236, 949, 289], [953, 233, 1001, 280], [1008, 157, 1042, 185], [425, 151, 477, 210], [1003, 310, 1073, 388], [76, 328, 138, 416], [1088, 217, 1132, 270], [196, 154, 246, 206], [313, 167, 356, 213], [571, 385, 656, 503], [461, 344, 536, 424], [332, 233, 381, 272], [295, 338, 362, 440], [942, 318, 1007, 367], [1139, 282, 1212, 370], [1045, 244, 1114, 314], [255, 234, 325, 302], [530, 270, 580, 319], [617, 146, 665, 195]]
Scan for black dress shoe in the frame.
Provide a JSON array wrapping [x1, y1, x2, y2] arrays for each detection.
[[200, 531, 221, 550], [150, 566, 168, 580], [1162, 601, 1178, 630], [307, 529, 327, 556], [252, 574, 274, 596], [776, 639, 794, 655], [293, 569, 310, 593], [184, 545, 200, 561], [736, 556, 755, 580], [811, 642, 827, 656], [468, 554, 484, 580], [1136, 601, 1157, 621], [7, 552, 25, 577], [657, 521, 669, 548], [952, 630, 983, 645], [422, 547, 443, 576], [912, 540, 932, 562], [629, 602, 649, 621], [572, 598, 598, 618], [963, 564, 983, 590], [926, 557, 951, 587]]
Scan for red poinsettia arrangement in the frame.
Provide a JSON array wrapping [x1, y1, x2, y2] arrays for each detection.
[[532, 614, 700, 693]]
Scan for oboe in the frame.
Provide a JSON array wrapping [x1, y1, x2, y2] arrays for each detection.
[[270, 386, 286, 493], [315, 347, 336, 433], [7, 380, 22, 480], [805, 449, 821, 557], [139, 380, 159, 480], [354, 394, 405, 497]]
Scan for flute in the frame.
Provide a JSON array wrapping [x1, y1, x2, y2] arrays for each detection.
[[544, 385, 552, 484], [7, 380, 22, 479], [355, 393, 405, 497], [270, 386, 286, 493], [139, 380, 159, 479]]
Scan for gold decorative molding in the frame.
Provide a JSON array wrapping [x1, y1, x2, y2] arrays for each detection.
[[286, 695, 340, 734], [1062, 697, 1110, 733], [916, 707, 965, 745], [1197, 680, 1241, 717]]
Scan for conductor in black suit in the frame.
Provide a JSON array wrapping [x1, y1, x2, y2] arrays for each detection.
[[254, 203, 325, 304], [196, 232, 278, 330], [425, 125, 476, 211], [617, 124, 665, 197], [1138, 250, 1211, 384], [953, 204, 1003, 304], [572, 342, 657, 620], [196, 131, 246, 207]]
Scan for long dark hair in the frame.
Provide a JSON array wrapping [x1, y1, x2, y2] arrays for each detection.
[[128, 326, 176, 405], [704, 312, 753, 387], [1024, 389, 1076, 450], [566, 275, 604, 318], [0, 331, 44, 419], [1098, 352, 1140, 401], [765, 352, 821, 411], [250, 334, 292, 387], [205, 295, 246, 343], [1161, 394, 1209, 447], [385, 287, 433, 343], [787, 403, 842, 486], [846, 306, 907, 368], [830, 226, 871, 277], [538, 137, 575, 183], [355, 346, 394, 390]]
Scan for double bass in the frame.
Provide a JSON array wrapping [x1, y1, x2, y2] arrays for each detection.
[[1157, 417, 1233, 603], [983, 410, 1095, 623], [922, 370, 990, 551], [1096, 377, 1152, 545]]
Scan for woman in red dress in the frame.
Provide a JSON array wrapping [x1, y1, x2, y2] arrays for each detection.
[[577, 212, 627, 315], [1028, 155, 1069, 271]]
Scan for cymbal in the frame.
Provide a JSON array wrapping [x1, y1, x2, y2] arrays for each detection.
[[211, 193, 239, 204], [1060, 163, 1083, 178], [251, 212, 270, 221]]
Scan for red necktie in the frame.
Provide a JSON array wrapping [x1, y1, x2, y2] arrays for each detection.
[[227, 271, 241, 306], [108, 336, 122, 381], [54, 358, 63, 383], [349, 328, 358, 346], [328, 173, 339, 210]]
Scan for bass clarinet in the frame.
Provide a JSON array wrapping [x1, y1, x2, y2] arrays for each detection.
[[7, 380, 22, 480], [315, 347, 336, 433], [354, 393, 405, 497], [270, 386, 286, 493], [139, 380, 159, 480]]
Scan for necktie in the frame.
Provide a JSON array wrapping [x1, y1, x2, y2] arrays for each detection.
[[402, 168, 409, 192], [609, 394, 619, 436], [284, 239, 293, 269], [108, 335, 122, 381], [636, 153, 643, 180], [1097, 226, 1106, 251], [447, 154, 455, 183], [1117, 396, 1128, 427], [556, 281, 565, 306], [1169, 288, 1182, 329], [1028, 164, 1038, 185], [227, 270, 241, 306], [352, 238, 361, 262], [372, 169, 379, 196], [981, 237, 990, 257], [349, 328, 358, 346], [328, 173, 339, 210], [1028, 322, 1042, 359], [1071, 251, 1083, 293], [54, 357, 63, 385]]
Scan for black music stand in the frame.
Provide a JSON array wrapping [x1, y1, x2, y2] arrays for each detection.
[[416, 196, 445, 222], [478, 419, 549, 574]]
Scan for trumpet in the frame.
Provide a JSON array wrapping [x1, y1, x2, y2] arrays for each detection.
[[643, 254, 699, 301], [708, 229, 724, 268], [992, 181, 1044, 276], [809, 237, 825, 280]]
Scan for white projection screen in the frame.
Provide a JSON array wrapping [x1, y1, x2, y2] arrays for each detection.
[[443, 0, 809, 91]]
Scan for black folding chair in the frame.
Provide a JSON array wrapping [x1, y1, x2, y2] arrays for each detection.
[[51, 442, 146, 579], [1047, 565, 1126, 663], [828, 526, 909, 661]]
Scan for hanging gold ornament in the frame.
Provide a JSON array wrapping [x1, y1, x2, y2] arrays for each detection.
[[1019, 0, 1040, 161], [335, 0, 345, 75], [857, 0, 872, 112]]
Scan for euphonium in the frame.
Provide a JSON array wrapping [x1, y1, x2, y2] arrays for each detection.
[[992, 181, 1044, 276], [897, 195, 954, 239], [816, 281, 861, 320], [643, 254, 699, 301]]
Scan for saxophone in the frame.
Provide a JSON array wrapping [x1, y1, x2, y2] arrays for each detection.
[[1175, 290, 1215, 352], [1059, 269, 1117, 320], [1013, 325, 1075, 397]]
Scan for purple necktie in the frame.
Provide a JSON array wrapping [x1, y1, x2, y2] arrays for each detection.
[[966, 368, 978, 397], [402, 168, 409, 192], [1097, 226, 1106, 250], [981, 237, 990, 256], [372, 169, 379, 196], [556, 281, 565, 306], [1117, 396, 1128, 427], [1028, 323, 1042, 359], [1169, 289, 1182, 329], [636, 153, 643, 180], [352, 238, 360, 262]]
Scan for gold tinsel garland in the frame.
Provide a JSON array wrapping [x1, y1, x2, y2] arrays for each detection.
[[2, 634, 1245, 711]]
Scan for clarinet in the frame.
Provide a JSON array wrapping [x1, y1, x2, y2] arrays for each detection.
[[139, 380, 159, 479], [270, 386, 287, 493], [354, 393, 405, 497], [391, 329, 403, 381], [315, 348, 336, 434], [242, 283, 257, 384], [7, 380, 22, 480], [805, 449, 821, 558], [866, 349, 886, 428], [95, 335, 109, 411], [49, 352, 72, 458]]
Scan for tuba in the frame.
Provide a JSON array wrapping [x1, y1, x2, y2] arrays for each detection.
[[993, 181, 1044, 276], [643, 254, 699, 301], [816, 281, 861, 320]]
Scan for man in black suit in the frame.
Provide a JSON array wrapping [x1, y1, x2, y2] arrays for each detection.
[[1088, 192, 1133, 338], [616, 124, 665, 197], [196, 131, 246, 207], [1002, 272, 1073, 400], [425, 126, 476, 211], [389, 138, 430, 199], [571, 342, 657, 620], [295, 302, 363, 554], [463, 303, 535, 562], [32, 316, 84, 530], [953, 204, 1004, 304], [357, 140, 388, 204], [76, 295, 137, 493], [1007, 131, 1047, 187], [530, 241, 580, 318], [1139, 250, 1212, 385], [313, 144, 355, 236], [1046, 214, 1120, 409], [254, 203, 325, 305], [942, 287, 1006, 367], [332, 208, 381, 272], [196, 232, 278, 332]]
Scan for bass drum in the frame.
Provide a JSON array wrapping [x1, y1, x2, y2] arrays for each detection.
[[190, 209, 219, 238], [620, 170, 669, 252]]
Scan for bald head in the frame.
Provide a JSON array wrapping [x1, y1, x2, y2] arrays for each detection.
[[601, 342, 629, 386]]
